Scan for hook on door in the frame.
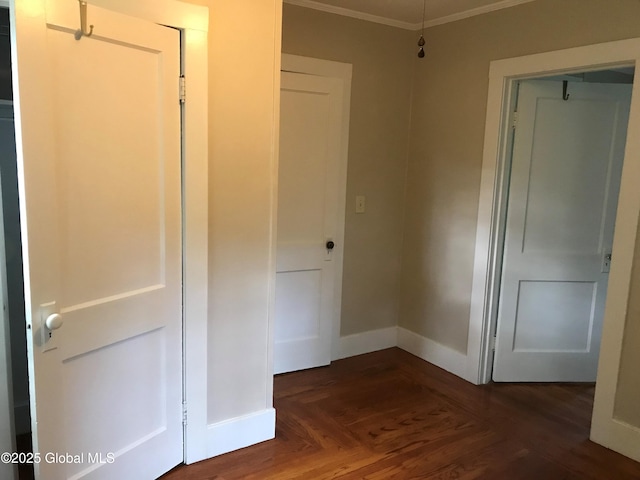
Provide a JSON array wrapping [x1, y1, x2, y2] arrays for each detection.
[[562, 80, 570, 101], [74, 0, 94, 40]]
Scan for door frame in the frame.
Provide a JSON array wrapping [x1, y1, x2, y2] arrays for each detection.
[[488, 78, 630, 382], [8, 0, 210, 465], [466, 38, 640, 461], [279, 54, 351, 361]]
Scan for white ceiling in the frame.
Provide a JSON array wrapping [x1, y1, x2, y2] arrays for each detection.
[[284, 0, 537, 30]]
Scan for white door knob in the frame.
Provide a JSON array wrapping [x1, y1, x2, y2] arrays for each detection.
[[45, 313, 63, 330]]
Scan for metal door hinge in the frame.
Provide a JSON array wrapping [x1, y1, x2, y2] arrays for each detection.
[[489, 335, 497, 352], [179, 75, 186, 104], [182, 402, 188, 426], [512, 112, 519, 129]]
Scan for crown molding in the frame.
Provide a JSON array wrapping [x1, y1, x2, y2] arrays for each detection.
[[416, 0, 536, 29], [284, 0, 416, 30], [284, 0, 536, 31]]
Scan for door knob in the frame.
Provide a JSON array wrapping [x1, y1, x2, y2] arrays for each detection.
[[45, 313, 63, 330], [326, 240, 335, 251]]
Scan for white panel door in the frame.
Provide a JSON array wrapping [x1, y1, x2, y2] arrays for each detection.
[[493, 80, 631, 382], [275, 72, 345, 374], [12, 1, 182, 478]]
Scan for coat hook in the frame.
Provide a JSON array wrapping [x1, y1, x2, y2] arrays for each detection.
[[562, 80, 570, 101], [74, 0, 94, 40]]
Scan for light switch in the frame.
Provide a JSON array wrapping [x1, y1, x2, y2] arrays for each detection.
[[355, 195, 366, 214]]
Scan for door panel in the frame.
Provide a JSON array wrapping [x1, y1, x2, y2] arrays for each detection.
[[13, 1, 182, 478], [493, 80, 631, 382], [512, 280, 596, 352], [275, 72, 345, 374], [519, 97, 619, 254]]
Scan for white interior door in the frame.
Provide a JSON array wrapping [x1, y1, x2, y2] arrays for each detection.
[[12, 1, 183, 478], [493, 80, 631, 382], [275, 72, 346, 374]]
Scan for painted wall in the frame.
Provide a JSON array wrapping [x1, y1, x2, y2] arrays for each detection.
[[282, 4, 413, 336], [400, 0, 640, 353], [184, 0, 282, 424], [175, 0, 640, 445]]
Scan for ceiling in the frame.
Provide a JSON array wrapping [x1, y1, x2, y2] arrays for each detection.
[[284, 0, 537, 30]]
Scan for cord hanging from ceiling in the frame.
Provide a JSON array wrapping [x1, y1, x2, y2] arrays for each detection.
[[417, 0, 426, 58]]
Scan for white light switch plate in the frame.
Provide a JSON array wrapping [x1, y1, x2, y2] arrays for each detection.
[[356, 195, 366, 214]]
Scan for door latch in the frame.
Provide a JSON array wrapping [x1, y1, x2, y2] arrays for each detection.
[[602, 250, 612, 273]]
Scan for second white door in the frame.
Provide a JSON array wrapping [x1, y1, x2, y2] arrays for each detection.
[[275, 71, 347, 374], [493, 79, 631, 382]]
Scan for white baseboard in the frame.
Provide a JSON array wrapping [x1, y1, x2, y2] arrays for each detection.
[[206, 408, 275, 458], [14, 401, 30, 435], [337, 326, 398, 360], [397, 327, 468, 380]]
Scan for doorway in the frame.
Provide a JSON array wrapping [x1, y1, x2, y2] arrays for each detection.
[[274, 55, 351, 374], [491, 70, 633, 382], [465, 37, 640, 462]]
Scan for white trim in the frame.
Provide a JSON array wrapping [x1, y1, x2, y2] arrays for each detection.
[[416, 0, 536, 30], [280, 54, 352, 363], [282, 54, 352, 81], [206, 408, 276, 458], [284, 0, 536, 31], [465, 38, 640, 461], [265, 0, 283, 421], [336, 326, 470, 381], [284, 0, 415, 30], [591, 417, 640, 463], [397, 328, 469, 380], [30, 0, 210, 465], [338, 327, 397, 359], [180, 25, 209, 465]]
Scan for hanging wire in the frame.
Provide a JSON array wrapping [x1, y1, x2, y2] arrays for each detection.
[[417, 0, 426, 58]]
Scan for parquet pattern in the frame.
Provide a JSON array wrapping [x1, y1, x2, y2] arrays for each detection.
[[161, 348, 640, 479]]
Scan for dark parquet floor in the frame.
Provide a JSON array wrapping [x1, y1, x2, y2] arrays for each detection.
[[161, 347, 640, 479]]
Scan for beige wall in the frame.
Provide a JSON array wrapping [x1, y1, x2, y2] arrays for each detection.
[[614, 222, 640, 426], [282, 4, 413, 336], [400, 0, 640, 353], [185, 0, 281, 423]]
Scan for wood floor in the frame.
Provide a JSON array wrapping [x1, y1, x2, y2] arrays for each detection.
[[161, 348, 640, 479]]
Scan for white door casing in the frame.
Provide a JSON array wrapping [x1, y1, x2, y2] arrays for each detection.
[[274, 71, 347, 374], [12, 1, 184, 478], [493, 80, 631, 382]]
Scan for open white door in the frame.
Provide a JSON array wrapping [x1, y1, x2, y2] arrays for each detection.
[[274, 72, 347, 374], [12, 1, 183, 478], [493, 80, 631, 382]]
